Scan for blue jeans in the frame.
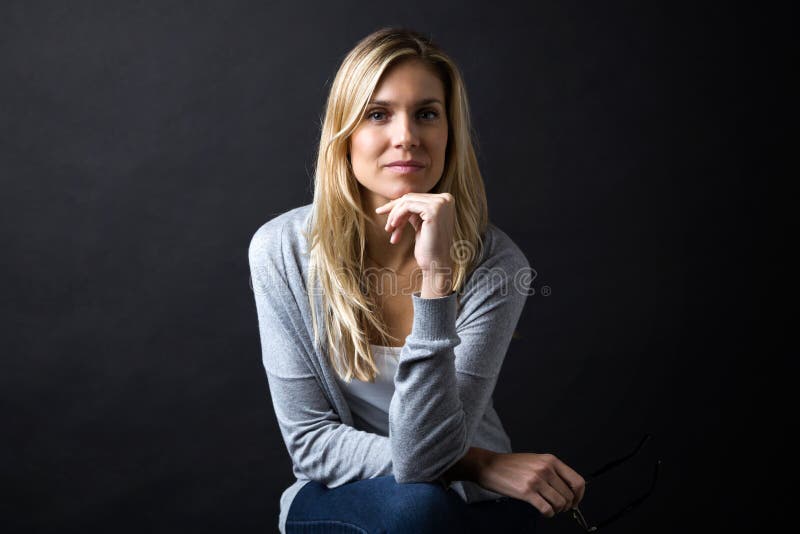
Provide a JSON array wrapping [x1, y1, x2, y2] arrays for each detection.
[[286, 475, 540, 533]]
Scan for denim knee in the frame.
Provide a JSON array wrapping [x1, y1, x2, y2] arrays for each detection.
[[383, 482, 468, 532]]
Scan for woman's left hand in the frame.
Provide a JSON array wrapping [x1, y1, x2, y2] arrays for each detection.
[[475, 451, 587, 518], [375, 192, 456, 274]]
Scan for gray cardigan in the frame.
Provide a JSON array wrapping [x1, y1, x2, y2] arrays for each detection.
[[248, 204, 532, 533]]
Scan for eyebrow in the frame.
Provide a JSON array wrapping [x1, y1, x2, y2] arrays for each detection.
[[367, 98, 444, 107]]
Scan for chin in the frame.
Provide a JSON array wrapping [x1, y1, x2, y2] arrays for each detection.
[[381, 182, 415, 198], [361, 175, 439, 202]]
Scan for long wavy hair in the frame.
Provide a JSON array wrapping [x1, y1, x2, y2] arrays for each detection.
[[304, 27, 489, 383]]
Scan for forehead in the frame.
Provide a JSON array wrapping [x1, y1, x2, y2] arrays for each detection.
[[372, 59, 445, 102]]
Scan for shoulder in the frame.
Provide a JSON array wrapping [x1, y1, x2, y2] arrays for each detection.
[[472, 222, 531, 280], [248, 203, 312, 284], [460, 223, 534, 314], [248, 204, 312, 264], [456, 221, 533, 324]]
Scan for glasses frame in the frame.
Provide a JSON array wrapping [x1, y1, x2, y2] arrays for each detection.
[[570, 433, 662, 532]]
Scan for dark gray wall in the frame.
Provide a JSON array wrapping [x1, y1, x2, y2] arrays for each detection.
[[1, 1, 770, 532]]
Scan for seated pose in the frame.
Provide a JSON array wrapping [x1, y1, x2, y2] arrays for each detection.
[[248, 27, 586, 534]]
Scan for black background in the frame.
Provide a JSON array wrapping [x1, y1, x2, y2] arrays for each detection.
[[1, 1, 775, 532]]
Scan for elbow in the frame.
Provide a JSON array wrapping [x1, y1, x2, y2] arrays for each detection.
[[393, 461, 433, 484], [393, 460, 426, 484], [389, 407, 469, 484], [392, 437, 468, 484], [296, 455, 327, 485], [287, 430, 335, 486]]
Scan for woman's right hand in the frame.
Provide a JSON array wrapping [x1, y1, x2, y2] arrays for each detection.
[[476, 451, 586, 518]]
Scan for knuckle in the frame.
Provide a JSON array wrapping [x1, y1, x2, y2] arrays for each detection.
[[523, 476, 541, 493], [523, 479, 536, 493], [514, 481, 530, 496], [533, 463, 550, 476], [516, 484, 532, 499]]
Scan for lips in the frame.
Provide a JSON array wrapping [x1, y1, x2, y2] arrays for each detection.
[[385, 162, 425, 175], [386, 159, 425, 168]]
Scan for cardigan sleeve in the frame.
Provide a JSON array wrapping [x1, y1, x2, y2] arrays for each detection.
[[249, 222, 393, 487], [388, 236, 531, 483]]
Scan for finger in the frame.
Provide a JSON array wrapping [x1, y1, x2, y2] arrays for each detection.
[[527, 492, 556, 519], [551, 464, 585, 509], [574, 478, 586, 508], [386, 199, 430, 232], [376, 193, 421, 215], [408, 213, 422, 233], [544, 472, 576, 510], [551, 458, 587, 508], [390, 221, 406, 244], [538, 482, 570, 515], [375, 199, 397, 213], [376, 192, 448, 215], [390, 215, 421, 243]]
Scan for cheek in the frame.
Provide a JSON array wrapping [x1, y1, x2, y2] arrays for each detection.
[[349, 133, 382, 180], [435, 129, 448, 160], [351, 130, 381, 157]]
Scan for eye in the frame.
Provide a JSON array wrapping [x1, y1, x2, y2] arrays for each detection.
[[366, 110, 387, 121], [418, 109, 440, 120]]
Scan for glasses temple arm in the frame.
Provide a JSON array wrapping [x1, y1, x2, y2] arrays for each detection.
[[595, 459, 662, 529], [588, 433, 653, 480]]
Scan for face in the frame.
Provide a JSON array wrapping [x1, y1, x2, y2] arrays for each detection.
[[348, 59, 449, 210]]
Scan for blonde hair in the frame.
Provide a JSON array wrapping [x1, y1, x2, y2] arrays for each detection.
[[304, 27, 489, 382]]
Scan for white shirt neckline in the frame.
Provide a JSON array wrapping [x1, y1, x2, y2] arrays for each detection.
[[369, 343, 402, 351]]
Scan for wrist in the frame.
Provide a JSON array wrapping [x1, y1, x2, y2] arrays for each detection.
[[472, 448, 499, 488], [471, 448, 497, 486], [441, 447, 497, 486], [420, 264, 454, 298]]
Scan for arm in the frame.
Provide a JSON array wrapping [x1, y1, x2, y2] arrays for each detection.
[[441, 447, 588, 517], [389, 242, 531, 483], [439, 446, 497, 487], [249, 224, 393, 487]]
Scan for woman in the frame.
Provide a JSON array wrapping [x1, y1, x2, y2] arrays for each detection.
[[248, 27, 586, 533]]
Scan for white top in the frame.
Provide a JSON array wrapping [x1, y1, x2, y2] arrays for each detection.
[[334, 344, 402, 436]]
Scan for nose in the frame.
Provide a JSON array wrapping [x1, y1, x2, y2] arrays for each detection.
[[391, 112, 419, 150]]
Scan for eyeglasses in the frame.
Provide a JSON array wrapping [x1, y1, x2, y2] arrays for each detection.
[[570, 433, 662, 532]]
